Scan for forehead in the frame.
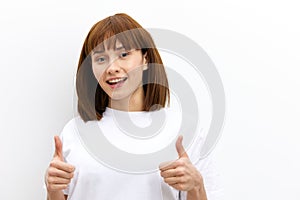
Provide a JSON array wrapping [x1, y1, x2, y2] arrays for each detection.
[[92, 39, 124, 53]]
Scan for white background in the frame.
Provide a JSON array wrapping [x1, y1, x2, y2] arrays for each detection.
[[0, 0, 299, 199]]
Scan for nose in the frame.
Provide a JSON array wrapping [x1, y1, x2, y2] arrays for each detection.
[[106, 59, 121, 74]]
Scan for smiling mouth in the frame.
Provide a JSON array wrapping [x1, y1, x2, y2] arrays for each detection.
[[106, 77, 128, 85]]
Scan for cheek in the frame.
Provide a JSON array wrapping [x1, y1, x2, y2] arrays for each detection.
[[128, 69, 144, 87], [92, 65, 105, 82], [126, 60, 144, 76]]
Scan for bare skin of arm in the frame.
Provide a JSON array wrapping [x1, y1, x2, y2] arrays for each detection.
[[46, 192, 67, 200]]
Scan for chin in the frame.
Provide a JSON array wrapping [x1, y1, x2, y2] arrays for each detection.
[[109, 92, 132, 101]]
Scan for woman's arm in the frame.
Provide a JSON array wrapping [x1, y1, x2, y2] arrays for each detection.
[[186, 174, 207, 200], [46, 192, 67, 200]]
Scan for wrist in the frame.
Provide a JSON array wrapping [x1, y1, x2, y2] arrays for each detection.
[[47, 190, 65, 200], [187, 173, 207, 200]]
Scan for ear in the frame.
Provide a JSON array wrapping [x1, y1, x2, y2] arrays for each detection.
[[143, 53, 148, 70]]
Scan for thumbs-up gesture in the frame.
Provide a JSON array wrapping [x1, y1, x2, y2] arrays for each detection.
[[45, 136, 75, 193], [159, 135, 203, 192]]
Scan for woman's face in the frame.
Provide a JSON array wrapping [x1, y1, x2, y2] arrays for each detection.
[[91, 40, 147, 100]]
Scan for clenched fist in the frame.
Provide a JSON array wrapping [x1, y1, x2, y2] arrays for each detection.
[[159, 136, 207, 200], [45, 136, 75, 193]]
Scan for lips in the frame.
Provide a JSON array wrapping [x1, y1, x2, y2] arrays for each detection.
[[106, 77, 127, 88], [106, 77, 127, 84]]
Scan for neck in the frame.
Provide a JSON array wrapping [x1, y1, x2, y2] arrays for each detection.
[[108, 87, 145, 111]]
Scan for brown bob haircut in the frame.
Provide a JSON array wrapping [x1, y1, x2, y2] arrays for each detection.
[[76, 13, 170, 122]]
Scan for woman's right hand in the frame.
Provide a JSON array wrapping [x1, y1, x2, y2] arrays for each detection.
[[45, 136, 75, 194]]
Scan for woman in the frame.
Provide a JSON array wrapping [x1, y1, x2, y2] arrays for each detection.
[[45, 13, 222, 200]]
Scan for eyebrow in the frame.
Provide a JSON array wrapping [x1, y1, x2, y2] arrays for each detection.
[[115, 46, 125, 50], [92, 46, 125, 55], [92, 50, 105, 55]]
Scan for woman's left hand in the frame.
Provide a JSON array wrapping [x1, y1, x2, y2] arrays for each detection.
[[159, 135, 204, 192]]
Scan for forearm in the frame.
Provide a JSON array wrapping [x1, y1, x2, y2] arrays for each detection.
[[187, 172, 207, 200], [47, 191, 66, 200]]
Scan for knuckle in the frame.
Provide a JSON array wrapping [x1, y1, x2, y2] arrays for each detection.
[[47, 184, 54, 191], [47, 177, 54, 184], [47, 168, 54, 176], [160, 171, 163, 177], [177, 168, 185, 176], [49, 169, 59, 177], [176, 184, 183, 190], [165, 172, 170, 177], [67, 172, 73, 179], [69, 165, 75, 172], [49, 161, 57, 168], [179, 177, 185, 183], [164, 178, 169, 184], [177, 159, 185, 166]]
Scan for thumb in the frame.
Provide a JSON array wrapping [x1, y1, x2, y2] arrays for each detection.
[[53, 135, 64, 161], [176, 135, 188, 158]]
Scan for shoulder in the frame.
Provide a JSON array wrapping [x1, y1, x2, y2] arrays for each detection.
[[60, 117, 80, 136], [61, 116, 100, 133], [62, 117, 78, 131], [60, 116, 97, 142], [59, 117, 79, 144]]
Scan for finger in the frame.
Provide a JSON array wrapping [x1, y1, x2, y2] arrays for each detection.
[[160, 168, 185, 178], [159, 157, 189, 171], [47, 184, 68, 192], [163, 176, 184, 185], [47, 176, 72, 185], [159, 160, 179, 171], [50, 160, 75, 173], [160, 168, 177, 178], [48, 167, 74, 179], [54, 135, 63, 161], [159, 160, 175, 171], [176, 135, 188, 158], [169, 183, 185, 191]]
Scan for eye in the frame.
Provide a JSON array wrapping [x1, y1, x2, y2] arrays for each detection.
[[119, 51, 130, 58], [95, 56, 106, 63]]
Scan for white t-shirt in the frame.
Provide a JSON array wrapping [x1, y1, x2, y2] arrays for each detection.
[[59, 107, 223, 200]]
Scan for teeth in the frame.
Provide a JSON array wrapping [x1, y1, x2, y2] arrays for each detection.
[[108, 78, 126, 84]]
